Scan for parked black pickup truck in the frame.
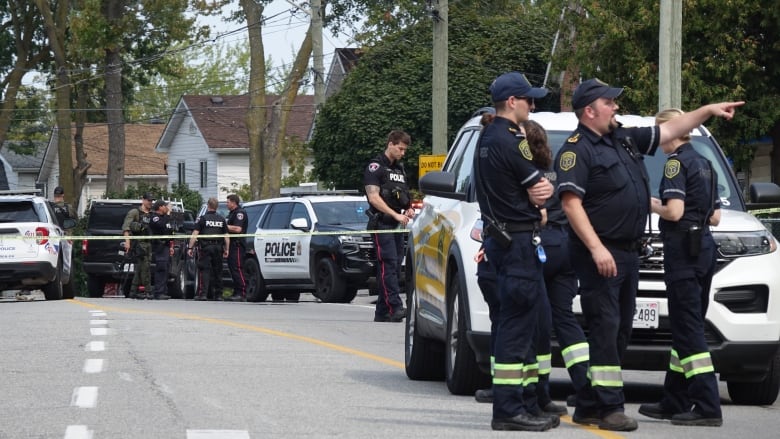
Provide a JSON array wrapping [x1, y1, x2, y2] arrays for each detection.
[[82, 199, 190, 298]]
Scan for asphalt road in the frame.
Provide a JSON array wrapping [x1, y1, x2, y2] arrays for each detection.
[[1, 290, 779, 439]]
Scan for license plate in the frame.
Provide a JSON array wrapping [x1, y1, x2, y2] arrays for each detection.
[[633, 300, 660, 329]]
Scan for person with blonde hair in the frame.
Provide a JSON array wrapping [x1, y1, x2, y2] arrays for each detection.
[[638, 108, 723, 427]]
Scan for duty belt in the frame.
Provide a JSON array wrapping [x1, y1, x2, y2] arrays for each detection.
[[504, 222, 538, 233], [600, 238, 641, 252]]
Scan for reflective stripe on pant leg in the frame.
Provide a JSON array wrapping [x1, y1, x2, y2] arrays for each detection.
[[490, 355, 495, 376], [680, 352, 715, 378], [669, 349, 684, 374], [562, 341, 590, 369], [537, 353, 551, 376], [494, 362, 524, 385], [589, 365, 623, 387], [524, 362, 540, 386]]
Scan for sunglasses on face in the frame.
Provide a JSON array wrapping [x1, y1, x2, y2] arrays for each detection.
[[514, 96, 535, 106]]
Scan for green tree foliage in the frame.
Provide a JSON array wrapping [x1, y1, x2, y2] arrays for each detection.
[[310, 5, 555, 190], [554, 0, 780, 170], [105, 182, 203, 213]]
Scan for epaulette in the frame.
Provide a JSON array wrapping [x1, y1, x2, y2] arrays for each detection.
[[567, 132, 581, 144]]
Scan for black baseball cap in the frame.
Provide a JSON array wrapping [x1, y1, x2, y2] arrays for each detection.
[[53, 186, 64, 195], [572, 78, 624, 110], [142, 192, 155, 201], [489, 71, 548, 102], [152, 200, 168, 210]]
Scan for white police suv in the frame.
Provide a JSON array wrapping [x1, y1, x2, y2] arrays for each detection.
[[240, 192, 376, 303], [405, 110, 780, 405], [0, 191, 76, 300]]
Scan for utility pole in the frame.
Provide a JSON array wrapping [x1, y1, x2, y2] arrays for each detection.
[[658, 0, 682, 111], [311, 0, 325, 109], [431, 0, 448, 155]]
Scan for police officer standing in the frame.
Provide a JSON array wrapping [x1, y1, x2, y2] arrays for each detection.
[[364, 130, 415, 323], [149, 200, 173, 300], [555, 78, 743, 431], [474, 71, 554, 432], [123, 192, 154, 299], [638, 108, 723, 427], [225, 194, 248, 302], [188, 197, 229, 301], [50, 186, 78, 228]]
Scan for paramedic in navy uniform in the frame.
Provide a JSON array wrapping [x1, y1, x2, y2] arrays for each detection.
[[474, 71, 555, 432], [554, 78, 743, 432], [364, 130, 415, 323]]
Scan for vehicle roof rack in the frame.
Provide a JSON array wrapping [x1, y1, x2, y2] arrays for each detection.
[[0, 189, 42, 196], [288, 190, 360, 198]]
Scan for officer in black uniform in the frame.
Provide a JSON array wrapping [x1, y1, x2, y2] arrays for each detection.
[[225, 194, 248, 302], [50, 186, 77, 228], [188, 197, 229, 301], [364, 130, 415, 323], [555, 78, 743, 432], [474, 71, 554, 432], [639, 108, 723, 427], [149, 200, 172, 300]]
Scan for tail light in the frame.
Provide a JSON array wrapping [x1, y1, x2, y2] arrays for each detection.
[[82, 239, 88, 256], [35, 227, 50, 245]]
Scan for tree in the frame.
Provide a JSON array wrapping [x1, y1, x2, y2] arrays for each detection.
[[552, 0, 780, 175], [310, 5, 555, 190]]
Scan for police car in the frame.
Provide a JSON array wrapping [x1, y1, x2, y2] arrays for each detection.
[[405, 109, 780, 405], [237, 192, 375, 303], [0, 191, 76, 300]]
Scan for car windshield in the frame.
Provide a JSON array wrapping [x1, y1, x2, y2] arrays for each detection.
[[312, 201, 369, 225], [90, 204, 138, 229], [545, 131, 743, 210]]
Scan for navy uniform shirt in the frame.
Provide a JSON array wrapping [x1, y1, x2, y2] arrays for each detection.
[[363, 153, 410, 213], [541, 167, 567, 226], [227, 206, 248, 243], [555, 123, 660, 241], [475, 116, 543, 224], [196, 210, 228, 244], [149, 212, 172, 248], [658, 142, 721, 233]]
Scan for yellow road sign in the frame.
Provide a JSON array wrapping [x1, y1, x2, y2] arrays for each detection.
[[419, 154, 446, 178]]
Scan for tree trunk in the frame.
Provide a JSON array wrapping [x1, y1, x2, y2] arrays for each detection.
[[34, 0, 74, 205], [240, 0, 267, 201], [103, 0, 126, 194], [72, 69, 93, 213]]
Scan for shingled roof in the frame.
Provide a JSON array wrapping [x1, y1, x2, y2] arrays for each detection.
[[181, 94, 316, 149], [76, 123, 167, 176]]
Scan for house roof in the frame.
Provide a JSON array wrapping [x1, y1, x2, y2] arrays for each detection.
[[1, 141, 46, 170], [179, 94, 316, 149]]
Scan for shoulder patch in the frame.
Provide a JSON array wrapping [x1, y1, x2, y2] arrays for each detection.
[[368, 162, 380, 172], [518, 139, 533, 161], [664, 159, 681, 179], [237, 212, 245, 220], [567, 133, 580, 143], [559, 151, 576, 171]]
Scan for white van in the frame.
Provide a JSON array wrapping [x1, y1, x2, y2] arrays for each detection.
[[405, 110, 780, 405]]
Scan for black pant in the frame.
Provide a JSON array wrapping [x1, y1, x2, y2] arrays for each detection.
[[228, 242, 247, 297], [152, 244, 170, 298], [373, 223, 404, 318], [198, 244, 224, 299]]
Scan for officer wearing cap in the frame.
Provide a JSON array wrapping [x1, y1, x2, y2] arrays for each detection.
[[123, 192, 155, 299], [149, 199, 173, 300], [639, 109, 723, 427], [188, 197, 229, 301], [363, 129, 414, 323], [475, 71, 556, 432], [50, 186, 78, 228], [225, 194, 248, 301], [554, 78, 743, 431]]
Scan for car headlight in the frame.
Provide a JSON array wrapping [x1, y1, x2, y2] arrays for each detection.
[[338, 234, 363, 244], [713, 230, 777, 257]]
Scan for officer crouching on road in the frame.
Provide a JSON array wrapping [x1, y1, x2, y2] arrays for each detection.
[[149, 200, 173, 300], [188, 197, 229, 301], [639, 108, 723, 427], [364, 130, 415, 323]]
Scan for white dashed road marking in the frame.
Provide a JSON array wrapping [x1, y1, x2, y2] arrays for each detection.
[[63, 425, 93, 439], [90, 327, 108, 336], [85, 341, 105, 351], [90, 319, 108, 325], [71, 386, 98, 408], [83, 359, 104, 374]]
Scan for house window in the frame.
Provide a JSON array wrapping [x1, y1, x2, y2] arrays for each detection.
[[178, 162, 186, 186], [200, 161, 207, 188]]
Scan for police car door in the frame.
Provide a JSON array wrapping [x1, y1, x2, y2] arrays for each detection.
[[258, 202, 310, 281]]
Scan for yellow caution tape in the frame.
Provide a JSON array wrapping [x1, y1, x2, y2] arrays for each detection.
[[749, 207, 780, 215], [7, 229, 408, 241]]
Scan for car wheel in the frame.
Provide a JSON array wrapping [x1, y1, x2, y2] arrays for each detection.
[[285, 292, 301, 302], [271, 292, 286, 302], [42, 258, 64, 301], [87, 275, 105, 298], [62, 278, 75, 299], [340, 288, 358, 303], [445, 270, 490, 395], [168, 265, 184, 299], [244, 258, 268, 302], [314, 257, 347, 303], [405, 250, 445, 381], [727, 349, 780, 405]]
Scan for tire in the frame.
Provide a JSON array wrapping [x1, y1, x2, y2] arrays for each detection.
[[245, 258, 268, 302], [405, 250, 445, 381], [314, 257, 347, 303], [340, 288, 358, 303], [445, 270, 490, 395], [62, 279, 75, 299], [727, 349, 780, 405], [42, 259, 64, 301], [168, 265, 185, 299], [184, 254, 197, 299], [87, 275, 105, 298], [285, 292, 301, 302], [271, 292, 286, 302]]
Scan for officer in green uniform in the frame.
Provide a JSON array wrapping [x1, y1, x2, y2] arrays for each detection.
[[122, 192, 154, 299]]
